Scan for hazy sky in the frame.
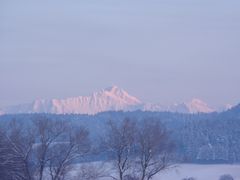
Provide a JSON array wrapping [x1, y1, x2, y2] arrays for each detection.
[[0, 0, 240, 108]]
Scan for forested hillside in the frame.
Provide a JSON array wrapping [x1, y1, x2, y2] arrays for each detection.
[[1, 104, 239, 163]]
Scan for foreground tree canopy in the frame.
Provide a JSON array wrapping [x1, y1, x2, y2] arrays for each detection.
[[0, 116, 174, 180]]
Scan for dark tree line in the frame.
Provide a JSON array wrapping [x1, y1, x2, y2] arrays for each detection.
[[1, 106, 240, 163]]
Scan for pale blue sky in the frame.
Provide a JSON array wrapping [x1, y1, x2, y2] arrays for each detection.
[[0, 0, 240, 108]]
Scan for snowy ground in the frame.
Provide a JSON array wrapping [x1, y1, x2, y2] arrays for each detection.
[[71, 163, 240, 180], [154, 164, 240, 180]]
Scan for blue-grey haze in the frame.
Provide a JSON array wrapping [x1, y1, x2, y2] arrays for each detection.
[[0, 0, 240, 108]]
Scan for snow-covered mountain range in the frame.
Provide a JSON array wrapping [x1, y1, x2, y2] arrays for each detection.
[[0, 86, 227, 115]]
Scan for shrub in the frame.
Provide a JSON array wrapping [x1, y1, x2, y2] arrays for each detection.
[[182, 177, 196, 180], [219, 174, 234, 180]]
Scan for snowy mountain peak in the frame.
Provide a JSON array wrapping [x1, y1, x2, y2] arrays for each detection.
[[0, 86, 220, 115], [189, 98, 206, 104], [102, 86, 141, 104], [104, 85, 120, 92], [103, 86, 127, 96], [1, 86, 142, 115], [142, 98, 214, 114], [102, 86, 126, 97], [186, 98, 214, 113]]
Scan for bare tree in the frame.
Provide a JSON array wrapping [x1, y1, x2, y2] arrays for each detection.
[[48, 126, 91, 180], [103, 119, 136, 180], [0, 120, 35, 180], [74, 163, 109, 180], [33, 117, 92, 180], [0, 117, 92, 180], [0, 128, 25, 180], [123, 174, 139, 180], [33, 118, 69, 180], [135, 119, 174, 180], [0, 118, 66, 180]]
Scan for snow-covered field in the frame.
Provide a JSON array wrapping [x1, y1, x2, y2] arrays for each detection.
[[154, 164, 240, 180], [71, 163, 240, 180]]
